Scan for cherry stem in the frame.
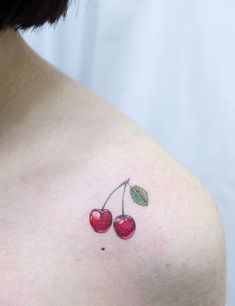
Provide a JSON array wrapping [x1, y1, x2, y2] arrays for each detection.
[[101, 178, 130, 210], [121, 180, 128, 216]]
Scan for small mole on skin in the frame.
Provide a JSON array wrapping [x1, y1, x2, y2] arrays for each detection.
[[165, 263, 171, 268], [101, 247, 105, 251]]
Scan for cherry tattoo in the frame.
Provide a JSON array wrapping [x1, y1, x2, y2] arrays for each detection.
[[89, 178, 149, 240]]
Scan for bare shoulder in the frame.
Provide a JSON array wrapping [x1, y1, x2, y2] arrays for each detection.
[[21, 73, 225, 305], [0, 54, 225, 305], [76, 84, 226, 306]]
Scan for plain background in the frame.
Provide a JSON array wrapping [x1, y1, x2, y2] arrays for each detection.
[[22, 1, 234, 305]]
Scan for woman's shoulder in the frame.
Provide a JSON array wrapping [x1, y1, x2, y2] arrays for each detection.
[[7, 73, 224, 305], [68, 82, 226, 305], [0, 43, 225, 306]]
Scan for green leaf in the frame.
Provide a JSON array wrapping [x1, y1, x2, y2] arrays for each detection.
[[130, 185, 148, 206]]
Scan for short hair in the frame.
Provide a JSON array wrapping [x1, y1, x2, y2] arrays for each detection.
[[0, 0, 69, 31]]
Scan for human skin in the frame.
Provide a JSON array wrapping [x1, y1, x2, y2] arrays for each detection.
[[0, 30, 226, 306]]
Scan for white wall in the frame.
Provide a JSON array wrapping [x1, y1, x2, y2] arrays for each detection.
[[23, 1, 234, 304]]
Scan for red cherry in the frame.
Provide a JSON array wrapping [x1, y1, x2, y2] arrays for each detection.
[[113, 215, 136, 239], [89, 209, 112, 233]]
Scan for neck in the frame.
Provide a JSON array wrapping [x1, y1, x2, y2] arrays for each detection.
[[0, 29, 23, 60], [0, 28, 67, 111], [0, 29, 30, 92], [0, 29, 38, 118], [0, 29, 71, 137]]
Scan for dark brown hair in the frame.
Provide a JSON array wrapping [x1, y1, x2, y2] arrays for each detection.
[[0, 0, 69, 31]]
